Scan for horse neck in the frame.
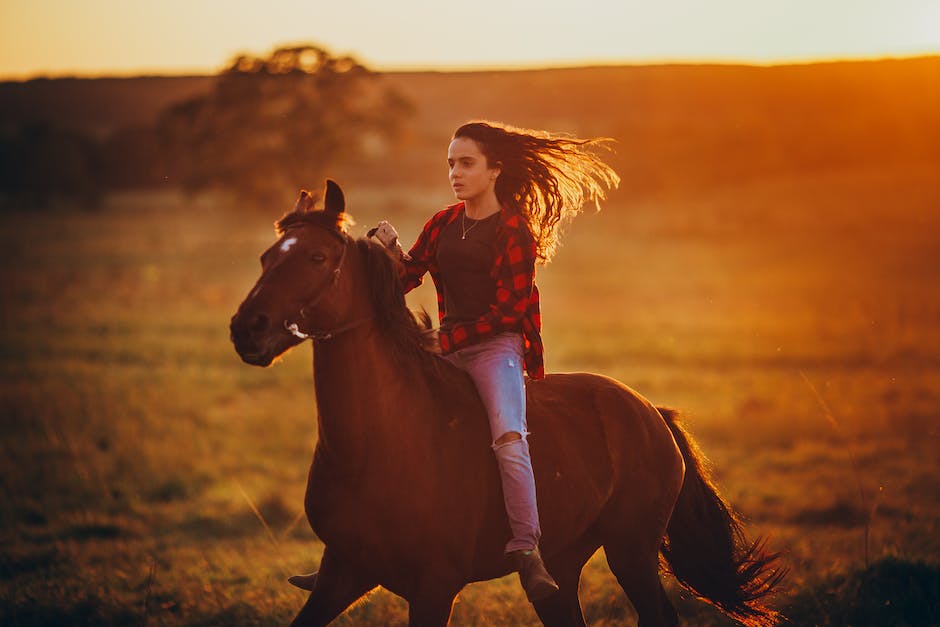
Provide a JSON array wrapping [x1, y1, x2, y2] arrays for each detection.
[[310, 320, 422, 466], [308, 244, 440, 475]]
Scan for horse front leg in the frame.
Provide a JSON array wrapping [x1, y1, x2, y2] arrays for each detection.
[[531, 537, 597, 627], [406, 572, 462, 627], [290, 546, 375, 627]]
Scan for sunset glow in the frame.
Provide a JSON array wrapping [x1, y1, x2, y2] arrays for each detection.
[[1, 0, 938, 79]]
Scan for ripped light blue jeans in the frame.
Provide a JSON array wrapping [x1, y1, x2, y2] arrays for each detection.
[[444, 331, 541, 553]]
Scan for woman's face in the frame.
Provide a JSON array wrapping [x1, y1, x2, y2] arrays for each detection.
[[447, 137, 500, 202]]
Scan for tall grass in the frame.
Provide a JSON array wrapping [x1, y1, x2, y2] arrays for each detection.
[[1, 167, 938, 624]]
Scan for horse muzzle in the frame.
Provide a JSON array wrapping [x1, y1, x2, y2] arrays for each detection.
[[229, 311, 289, 366]]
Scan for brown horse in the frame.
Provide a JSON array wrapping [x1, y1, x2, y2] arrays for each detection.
[[229, 180, 783, 627]]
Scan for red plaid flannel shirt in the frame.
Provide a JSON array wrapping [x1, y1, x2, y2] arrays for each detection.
[[402, 202, 545, 380]]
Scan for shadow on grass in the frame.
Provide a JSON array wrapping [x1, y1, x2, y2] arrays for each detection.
[[186, 601, 268, 626], [0, 596, 281, 627], [782, 557, 940, 626], [0, 595, 141, 627], [788, 501, 869, 528], [0, 549, 57, 582]]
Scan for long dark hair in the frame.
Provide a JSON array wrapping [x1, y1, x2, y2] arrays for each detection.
[[453, 121, 620, 262]]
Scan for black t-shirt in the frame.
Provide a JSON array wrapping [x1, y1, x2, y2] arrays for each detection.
[[436, 209, 501, 326]]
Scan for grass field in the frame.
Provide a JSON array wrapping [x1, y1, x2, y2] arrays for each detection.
[[1, 161, 939, 625]]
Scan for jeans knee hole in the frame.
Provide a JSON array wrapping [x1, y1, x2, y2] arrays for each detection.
[[492, 431, 528, 451]]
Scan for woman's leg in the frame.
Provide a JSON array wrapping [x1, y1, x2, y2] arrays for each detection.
[[444, 334, 558, 601], [491, 435, 539, 553]]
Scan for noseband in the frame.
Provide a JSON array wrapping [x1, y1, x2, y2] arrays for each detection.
[[283, 231, 371, 341]]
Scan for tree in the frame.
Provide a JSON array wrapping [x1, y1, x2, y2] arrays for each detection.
[[157, 44, 411, 208]]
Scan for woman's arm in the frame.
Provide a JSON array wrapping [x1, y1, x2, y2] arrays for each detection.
[[400, 209, 451, 294]]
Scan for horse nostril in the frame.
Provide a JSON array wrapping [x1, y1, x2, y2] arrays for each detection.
[[250, 314, 270, 333]]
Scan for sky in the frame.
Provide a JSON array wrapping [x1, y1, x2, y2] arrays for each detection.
[[1, 0, 939, 79]]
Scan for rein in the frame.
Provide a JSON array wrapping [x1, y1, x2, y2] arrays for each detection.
[[283, 231, 372, 341], [285, 316, 371, 342]]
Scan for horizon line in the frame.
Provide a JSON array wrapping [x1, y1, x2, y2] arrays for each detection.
[[2, 51, 938, 82]]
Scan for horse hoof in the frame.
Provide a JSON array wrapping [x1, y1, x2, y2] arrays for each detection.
[[287, 572, 318, 591]]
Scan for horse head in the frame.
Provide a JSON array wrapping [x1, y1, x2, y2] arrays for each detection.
[[230, 180, 357, 366]]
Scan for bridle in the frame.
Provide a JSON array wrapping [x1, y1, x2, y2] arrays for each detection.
[[282, 230, 372, 341]]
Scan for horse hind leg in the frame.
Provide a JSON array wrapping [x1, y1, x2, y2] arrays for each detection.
[[604, 545, 677, 627]]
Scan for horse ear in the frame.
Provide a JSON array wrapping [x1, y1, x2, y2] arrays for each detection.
[[294, 190, 316, 213], [324, 179, 345, 216]]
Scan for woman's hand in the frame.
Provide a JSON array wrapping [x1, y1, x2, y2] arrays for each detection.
[[368, 221, 411, 261]]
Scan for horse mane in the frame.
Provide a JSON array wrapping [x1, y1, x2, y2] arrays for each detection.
[[354, 237, 476, 397], [355, 237, 438, 354], [276, 209, 353, 238]]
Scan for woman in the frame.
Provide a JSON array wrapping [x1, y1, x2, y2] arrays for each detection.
[[375, 121, 620, 603]]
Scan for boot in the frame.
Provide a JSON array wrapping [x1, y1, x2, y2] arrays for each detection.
[[509, 547, 559, 602]]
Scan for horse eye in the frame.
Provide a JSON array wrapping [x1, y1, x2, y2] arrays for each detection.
[[310, 253, 327, 264]]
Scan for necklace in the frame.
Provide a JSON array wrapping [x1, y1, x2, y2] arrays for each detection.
[[460, 210, 481, 240]]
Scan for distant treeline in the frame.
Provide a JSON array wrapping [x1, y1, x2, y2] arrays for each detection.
[[0, 45, 410, 210], [0, 77, 209, 209], [1, 53, 938, 210]]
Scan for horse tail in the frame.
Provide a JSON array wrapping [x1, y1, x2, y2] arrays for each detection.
[[658, 407, 786, 626]]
